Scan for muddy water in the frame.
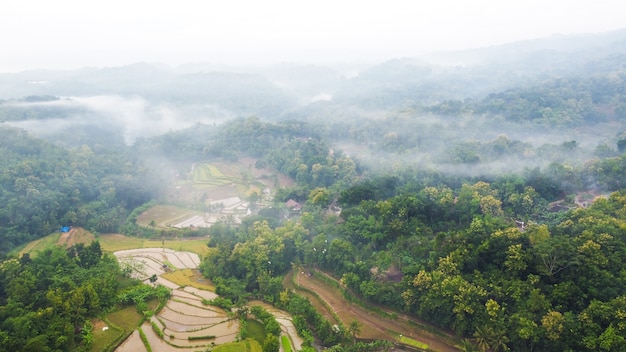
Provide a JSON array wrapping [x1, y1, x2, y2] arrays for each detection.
[[166, 300, 222, 317], [115, 330, 147, 352], [159, 306, 226, 326], [172, 289, 202, 301], [183, 286, 218, 300], [114, 249, 240, 351], [141, 322, 179, 352], [149, 276, 179, 289]]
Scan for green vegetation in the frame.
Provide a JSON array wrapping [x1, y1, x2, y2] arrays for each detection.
[[139, 328, 152, 352], [281, 335, 293, 352], [192, 163, 233, 186], [399, 335, 429, 350], [212, 339, 263, 352], [0, 242, 145, 351], [247, 319, 265, 346], [161, 268, 215, 290], [4, 32, 626, 351], [0, 126, 159, 257], [187, 334, 216, 340], [16, 232, 62, 257], [91, 305, 145, 352], [151, 321, 164, 338]]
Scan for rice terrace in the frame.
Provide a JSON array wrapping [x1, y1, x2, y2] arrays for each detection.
[[113, 248, 241, 352], [14, 157, 464, 351], [138, 158, 292, 229]]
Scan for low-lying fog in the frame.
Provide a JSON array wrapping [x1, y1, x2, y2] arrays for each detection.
[[2, 95, 233, 145]]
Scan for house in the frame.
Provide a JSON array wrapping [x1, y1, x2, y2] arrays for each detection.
[[285, 199, 302, 211]]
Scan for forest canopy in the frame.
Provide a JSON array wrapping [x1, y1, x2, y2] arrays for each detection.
[[1, 30, 626, 351]]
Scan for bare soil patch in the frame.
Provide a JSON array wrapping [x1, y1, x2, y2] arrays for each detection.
[[55, 227, 95, 248]]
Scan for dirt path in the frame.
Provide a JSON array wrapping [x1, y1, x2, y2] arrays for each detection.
[[293, 270, 461, 352]]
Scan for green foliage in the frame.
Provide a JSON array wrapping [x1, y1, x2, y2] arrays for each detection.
[[204, 296, 233, 310], [262, 333, 280, 352], [0, 126, 159, 256], [281, 335, 293, 352], [187, 334, 215, 340], [211, 338, 263, 352], [151, 321, 164, 338], [138, 328, 152, 352], [250, 306, 282, 337], [0, 245, 126, 351]]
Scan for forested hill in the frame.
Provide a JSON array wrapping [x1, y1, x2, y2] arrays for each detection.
[[1, 29, 626, 351], [0, 126, 158, 256]]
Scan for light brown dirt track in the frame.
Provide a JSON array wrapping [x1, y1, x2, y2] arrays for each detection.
[[293, 269, 461, 352]]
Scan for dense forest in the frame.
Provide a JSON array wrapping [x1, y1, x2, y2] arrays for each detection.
[[1, 30, 626, 351]]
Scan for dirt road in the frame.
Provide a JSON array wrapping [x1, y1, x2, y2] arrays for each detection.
[[292, 269, 461, 352]]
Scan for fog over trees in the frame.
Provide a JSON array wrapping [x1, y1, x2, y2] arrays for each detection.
[[2, 29, 626, 351]]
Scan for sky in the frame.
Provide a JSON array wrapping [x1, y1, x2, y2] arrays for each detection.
[[1, 0, 624, 73]]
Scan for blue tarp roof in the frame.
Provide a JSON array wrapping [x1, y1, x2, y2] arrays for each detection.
[[61, 226, 71, 233]]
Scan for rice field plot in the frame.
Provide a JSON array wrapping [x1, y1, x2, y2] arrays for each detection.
[[92, 304, 147, 352], [134, 204, 197, 228], [161, 269, 214, 291], [212, 339, 262, 352], [113, 248, 240, 351], [114, 330, 146, 352], [281, 335, 293, 352], [114, 248, 204, 282], [150, 290, 239, 348], [99, 234, 212, 257], [192, 163, 234, 186]]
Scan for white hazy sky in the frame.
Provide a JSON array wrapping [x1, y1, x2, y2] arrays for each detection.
[[1, 0, 624, 72]]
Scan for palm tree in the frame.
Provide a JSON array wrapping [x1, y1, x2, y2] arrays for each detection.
[[473, 326, 509, 352], [348, 319, 361, 345], [460, 338, 479, 352], [473, 326, 492, 352]]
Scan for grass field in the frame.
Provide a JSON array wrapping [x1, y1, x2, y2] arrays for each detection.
[[91, 323, 123, 352], [247, 319, 265, 347], [161, 268, 215, 291], [400, 335, 429, 350], [17, 232, 61, 257], [91, 304, 147, 352], [281, 335, 293, 352], [212, 339, 262, 352]]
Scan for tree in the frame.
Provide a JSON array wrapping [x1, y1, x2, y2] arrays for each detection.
[[348, 320, 361, 345], [541, 311, 565, 341], [263, 333, 280, 352]]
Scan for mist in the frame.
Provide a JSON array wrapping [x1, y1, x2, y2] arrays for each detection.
[[0, 29, 624, 194], [2, 95, 234, 145]]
